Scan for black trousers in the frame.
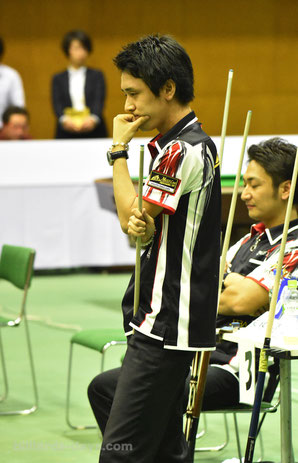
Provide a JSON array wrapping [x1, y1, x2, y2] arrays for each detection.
[[88, 333, 239, 462], [89, 331, 194, 462], [88, 360, 239, 432]]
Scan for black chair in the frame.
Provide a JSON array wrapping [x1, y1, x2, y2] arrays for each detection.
[[196, 359, 280, 460]]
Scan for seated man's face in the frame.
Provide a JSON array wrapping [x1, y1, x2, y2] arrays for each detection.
[[4, 114, 30, 140]]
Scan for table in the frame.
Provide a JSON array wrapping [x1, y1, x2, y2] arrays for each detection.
[[1, 135, 297, 269], [0, 138, 149, 269], [223, 330, 298, 463]]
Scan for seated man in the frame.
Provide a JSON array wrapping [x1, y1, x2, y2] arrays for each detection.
[[88, 137, 298, 434], [0, 106, 31, 140], [198, 136, 298, 410]]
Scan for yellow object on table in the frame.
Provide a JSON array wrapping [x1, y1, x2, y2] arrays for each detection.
[[63, 107, 90, 128]]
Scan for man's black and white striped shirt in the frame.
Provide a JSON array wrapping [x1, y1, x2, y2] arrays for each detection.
[[122, 111, 221, 351]]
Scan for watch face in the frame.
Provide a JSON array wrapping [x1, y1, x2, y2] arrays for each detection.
[[106, 149, 128, 166], [106, 150, 113, 166]]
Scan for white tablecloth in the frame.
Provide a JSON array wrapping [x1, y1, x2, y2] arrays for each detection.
[[1, 135, 297, 269]]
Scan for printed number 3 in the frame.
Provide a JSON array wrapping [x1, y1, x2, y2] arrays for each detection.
[[245, 350, 252, 391]]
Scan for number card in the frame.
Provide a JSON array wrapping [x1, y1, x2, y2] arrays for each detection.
[[238, 338, 256, 405]]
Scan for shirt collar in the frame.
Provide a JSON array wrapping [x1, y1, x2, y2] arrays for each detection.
[[250, 218, 298, 245], [68, 66, 87, 75], [147, 110, 198, 159]]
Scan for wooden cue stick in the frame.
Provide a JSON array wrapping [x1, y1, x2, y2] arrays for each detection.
[[185, 72, 235, 452], [185, 70, 234, 436], [185, 111, 252, 458], [218, 69, 234, 167], [218, 110, 252, 302], [244, 144, 298, 463], [133, 145, 145, 317], [193, 110, 252, 417], [263, 146, 298, 339]]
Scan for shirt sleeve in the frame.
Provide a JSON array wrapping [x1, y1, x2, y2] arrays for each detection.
[[226, 233, 250, 266], [10, 70, 25, 107], [246, 239, 298, 291], [142, 140, 204, 214]]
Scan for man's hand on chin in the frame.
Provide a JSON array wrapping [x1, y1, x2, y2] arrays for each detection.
[[113, 114, 150, 145]]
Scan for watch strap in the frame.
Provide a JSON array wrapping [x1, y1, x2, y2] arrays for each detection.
[[107, 149, 129, 166], [111, 150, 128, 161]]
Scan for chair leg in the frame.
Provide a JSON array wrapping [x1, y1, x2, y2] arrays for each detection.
[[101, 350, 105, 373], [65, 340, 126, 430], [0, 329, 9, 402], [195, 413, 207, 440], [233, 412, 243, 461], [65, 343, 97, 430], [195, 413, 230, 452], [258, 428, 264, 462], [101, 341, 126, 373], [23, 315, 38, 412], [0, 316, 38, 415]]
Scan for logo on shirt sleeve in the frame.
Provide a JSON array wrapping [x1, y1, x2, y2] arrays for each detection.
[[148, 170, 180, 194]]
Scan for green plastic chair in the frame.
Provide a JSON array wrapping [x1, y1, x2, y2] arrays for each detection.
[[0, 244, 37, 415], [66, 327, 127, 429]]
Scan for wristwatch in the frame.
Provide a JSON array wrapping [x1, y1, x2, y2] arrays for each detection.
[[106, 149, 129, 166]]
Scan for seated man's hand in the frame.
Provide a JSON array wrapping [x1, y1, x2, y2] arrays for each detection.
[[128, 208, 155, 244], [219, 272, 269, 316], [223, 272, 245, 287], [252, 304, 269, 317]]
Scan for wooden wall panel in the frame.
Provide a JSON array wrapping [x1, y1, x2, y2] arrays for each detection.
[[1, 0, 298, 139]]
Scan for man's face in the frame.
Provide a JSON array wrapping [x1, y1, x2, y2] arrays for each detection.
[[4, 114, 30, 140], [121, 72, 169, 134], [68, 39, 89, 67], [241, 160, 285, 228]]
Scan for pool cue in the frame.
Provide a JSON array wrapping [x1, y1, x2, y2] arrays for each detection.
[[217, 110, 252, 298], [185, 111, 252, 460], [185, 69, 234, 450], [184, 69, 234, 456], [133, 145, 145, 317], [244, 144, 298, 463], [218, 69, 234, 166]]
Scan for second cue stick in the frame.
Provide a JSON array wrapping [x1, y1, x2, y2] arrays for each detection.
[[133, 144, 145, 316]]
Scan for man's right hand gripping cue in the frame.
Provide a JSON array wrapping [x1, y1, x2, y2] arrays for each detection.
[[111, 114, 163, 234], [128, 208, 156, 246]]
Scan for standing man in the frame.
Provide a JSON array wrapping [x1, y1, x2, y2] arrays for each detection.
[[89, 138, 298, 444], [93, 34, 221, 462], [51, 30, 107, 139]]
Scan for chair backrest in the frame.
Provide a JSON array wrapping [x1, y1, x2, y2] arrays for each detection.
[[0, 245, 35, 290]]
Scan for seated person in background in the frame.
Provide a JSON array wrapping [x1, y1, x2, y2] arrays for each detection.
[[0, 106, 31, 140], [0, 37, 26, 128], [88, 137, 298, 434], [199, 137, 298, 410], [51, 29, 107, 139]]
